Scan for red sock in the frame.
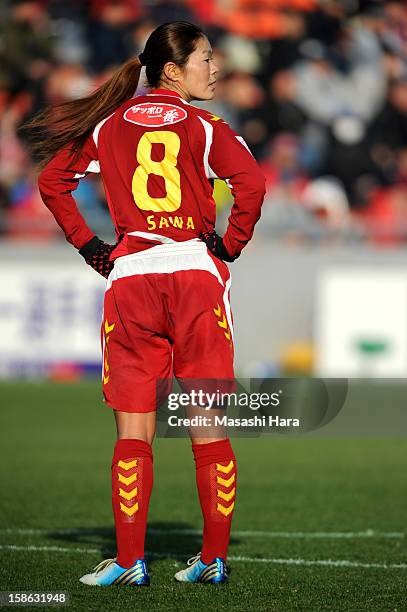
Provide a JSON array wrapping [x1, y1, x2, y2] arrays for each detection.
[[192, 439, 237, 564], [111, 438, 153, 567]]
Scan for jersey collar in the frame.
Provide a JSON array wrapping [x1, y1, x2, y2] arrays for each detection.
[[149, 88, 184, 99]]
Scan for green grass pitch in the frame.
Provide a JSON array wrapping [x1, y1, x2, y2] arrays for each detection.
[[0, 381, 406, 611]]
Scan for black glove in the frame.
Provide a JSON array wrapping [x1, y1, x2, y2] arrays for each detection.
[[79, 236, 116, 278], [200, 230, 239, 263]]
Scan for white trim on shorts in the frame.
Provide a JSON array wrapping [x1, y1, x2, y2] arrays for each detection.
[[106, 237, 226, 290], [223, 276, 234, 341]]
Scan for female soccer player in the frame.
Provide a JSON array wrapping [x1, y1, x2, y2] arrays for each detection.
[[34, 21, 265, 586]]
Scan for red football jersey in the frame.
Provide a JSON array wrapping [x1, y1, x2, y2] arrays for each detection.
[[38, 88, 266, 258]]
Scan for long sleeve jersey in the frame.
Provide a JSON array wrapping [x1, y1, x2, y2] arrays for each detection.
[[38, 88, 266, 259]]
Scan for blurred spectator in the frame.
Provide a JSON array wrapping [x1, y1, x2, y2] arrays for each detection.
[[359, 148, 407, 244], [293, 26, 385, 125], [0, 1, 53, 91], [262, 71, 306, 146], [359, 184, 407, 245], [259, 133, 314, 237], [6, 169, 60, 242], [149, 0, 197, 24], [44, 64, 94, 104], [302, 176, 350, 230], [207, 0, 316, 40], [44, 1, 91, 65], [368, 77, 407, 155], [87, 0, 143, 71], [382, 1, 407, 59], [261, 133, 308, 203]]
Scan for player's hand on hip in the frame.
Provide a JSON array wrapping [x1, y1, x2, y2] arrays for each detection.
[[200, 230, 239, 263], [79, 236, 116, 279]]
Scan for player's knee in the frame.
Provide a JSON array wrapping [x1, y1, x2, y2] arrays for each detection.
[[117, 431, 155, 445], [114, 410, 156, 445]]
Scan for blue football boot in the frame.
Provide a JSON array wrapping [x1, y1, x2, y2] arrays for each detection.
[[79, 557, 150, 586], [174, 553, 228, 584]]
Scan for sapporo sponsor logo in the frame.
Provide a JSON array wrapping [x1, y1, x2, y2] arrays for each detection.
[[124, 103, 188, 127]]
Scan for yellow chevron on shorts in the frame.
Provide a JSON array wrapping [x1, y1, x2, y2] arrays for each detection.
[[103, 321, 115, 384], [213, 303, 232, 345], [217, 315, 228, 329], [103, 342, 110, 384], [210, 114, 221, 121], [217, 501, 235, 516], [118, 459, 138, 470], [119, 487, 138, 501], [118, 472, 138, 486], [217, 487, 235, 502], [216, 460, 234, 474], [216, 473, 235, 488], [213, 304, 222, 317], [105, 320, 115, 335], [120, 501, 139, 516]]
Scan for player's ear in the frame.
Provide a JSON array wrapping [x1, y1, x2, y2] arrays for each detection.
[[162, 61, 183, 83]]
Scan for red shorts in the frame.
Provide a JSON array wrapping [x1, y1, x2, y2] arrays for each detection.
[[101, 239, 235, 412]]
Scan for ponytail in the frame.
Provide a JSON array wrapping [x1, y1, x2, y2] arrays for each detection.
[[25, 58, 143, 167]]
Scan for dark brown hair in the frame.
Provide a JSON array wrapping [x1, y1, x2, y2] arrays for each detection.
[[25, 21, 205, 167], [142, 21, 205, 88]]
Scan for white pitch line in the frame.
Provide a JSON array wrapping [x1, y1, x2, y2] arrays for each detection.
[[0, 545, 406, 570], [0, 545, 100, 555], [227, 556, 407, 570], [0, 528, 404, 539], [150, 529, 405, 539]]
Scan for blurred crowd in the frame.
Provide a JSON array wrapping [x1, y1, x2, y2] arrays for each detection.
[[1, 0, 407, 245]]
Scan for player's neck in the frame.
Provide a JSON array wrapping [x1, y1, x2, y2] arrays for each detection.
[[155, 82, 191, 102]]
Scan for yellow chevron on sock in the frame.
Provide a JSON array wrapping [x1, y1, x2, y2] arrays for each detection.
[[217, 487, 235, 502], [118, 459, 138, 470], [216, 460, 234, 474], [120, 501, 139, 517], [216, 473, 235, 488], [217, 501, 235, 517], [118, 472, 138, 486], [119, 487, 138, 501]]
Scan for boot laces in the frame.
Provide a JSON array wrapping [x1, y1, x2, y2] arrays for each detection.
[[187, 552, 202, 566], [92, 558, 117, 575]]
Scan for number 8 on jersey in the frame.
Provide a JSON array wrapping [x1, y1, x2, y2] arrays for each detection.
[[132, 131, 181, 212]]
